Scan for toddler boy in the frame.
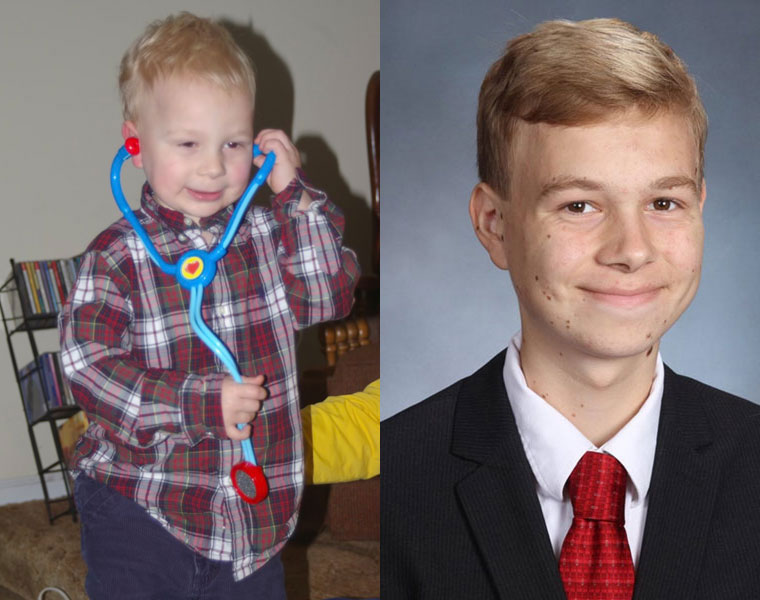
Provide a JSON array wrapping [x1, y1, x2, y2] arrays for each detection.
[[59, 13, 358, 599]]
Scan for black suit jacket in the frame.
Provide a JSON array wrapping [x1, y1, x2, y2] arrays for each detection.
[[382, 350, 760, 599]]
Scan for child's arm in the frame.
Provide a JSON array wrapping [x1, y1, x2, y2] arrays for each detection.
[[301, 379, 380, 485], [59, 246, 257, 449], [253, 129, 360, 328]]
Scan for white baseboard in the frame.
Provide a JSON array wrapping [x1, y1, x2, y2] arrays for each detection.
[[0, 473, 69, 506]]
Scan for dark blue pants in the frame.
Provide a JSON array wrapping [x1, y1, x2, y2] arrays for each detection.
[[74, 475, 286, 600]]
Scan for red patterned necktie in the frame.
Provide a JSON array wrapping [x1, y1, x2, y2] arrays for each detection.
[[558, 451, 635, 600]]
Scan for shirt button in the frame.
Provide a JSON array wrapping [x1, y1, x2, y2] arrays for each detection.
[[177, 234, 187, 242], [183, 217, 193, 227], [218, 306, 230, 317]]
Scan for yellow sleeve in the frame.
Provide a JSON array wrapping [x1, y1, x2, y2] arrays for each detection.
[[301, 379, 380, 485]]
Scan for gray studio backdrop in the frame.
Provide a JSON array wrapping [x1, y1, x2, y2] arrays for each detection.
[[381, 0, 760, 418]]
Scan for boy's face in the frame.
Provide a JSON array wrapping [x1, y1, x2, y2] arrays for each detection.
[[124, 76, 254, 224], [471, 109, 705, 361]]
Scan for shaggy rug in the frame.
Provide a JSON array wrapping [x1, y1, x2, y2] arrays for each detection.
[[0, 497, 379, 600]]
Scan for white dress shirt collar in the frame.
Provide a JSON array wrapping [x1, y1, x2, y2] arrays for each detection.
[[503, 332, 663, 506]]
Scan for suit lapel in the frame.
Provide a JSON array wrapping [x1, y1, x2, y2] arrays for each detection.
[[452, 352, 567, 600], [634, 366, 720, 599]]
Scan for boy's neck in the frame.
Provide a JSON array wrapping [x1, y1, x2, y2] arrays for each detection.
[[518, 329, 659, 447], [201, 230, 214, 246]]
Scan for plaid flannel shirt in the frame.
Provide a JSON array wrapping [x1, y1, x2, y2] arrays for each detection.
[[59, 173, 359, 580]]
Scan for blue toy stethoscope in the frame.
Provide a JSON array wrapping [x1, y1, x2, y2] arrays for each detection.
[[110, 136, 274, 504]]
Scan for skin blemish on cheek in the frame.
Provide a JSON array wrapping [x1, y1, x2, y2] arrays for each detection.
[[646, 333, 652, 339], [571, 413, 577, 418], [535, 276, 539, 281], [546, 234, 551, 239]]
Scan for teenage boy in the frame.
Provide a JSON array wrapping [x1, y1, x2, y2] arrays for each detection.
[[59, 13, 358, 599], [382, 18, 760, 600]]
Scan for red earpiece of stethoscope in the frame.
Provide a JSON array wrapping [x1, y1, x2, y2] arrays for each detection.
[[125, 137, 140, 156]]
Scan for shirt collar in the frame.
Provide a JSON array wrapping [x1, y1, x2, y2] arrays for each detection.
[[139, 182, 236, 235], [504, 331, 662, 506]]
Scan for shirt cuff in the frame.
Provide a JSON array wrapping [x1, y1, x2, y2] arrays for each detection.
[[270, 169, 327, 220], [180, 372, 227, 443]]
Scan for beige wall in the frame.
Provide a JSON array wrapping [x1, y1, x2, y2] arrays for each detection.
[[0, 1, 378, 484]]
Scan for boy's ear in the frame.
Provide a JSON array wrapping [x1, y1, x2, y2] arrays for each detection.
[[469, 182, 509, 270], [121, 121, 142, 168]]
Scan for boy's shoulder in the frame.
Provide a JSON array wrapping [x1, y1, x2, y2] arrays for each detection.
[[85, 216, 138, 256], [80, 215, 147, 282], [664, 366, 760, 435]]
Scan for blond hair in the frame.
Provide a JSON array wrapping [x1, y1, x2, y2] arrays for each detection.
[[119, 12, 256, 122], [477, 18, 707, 195]]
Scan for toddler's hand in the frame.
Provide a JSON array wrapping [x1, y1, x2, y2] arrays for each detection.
[[253, 129, 312, 209], [221, 374, 267, 441]]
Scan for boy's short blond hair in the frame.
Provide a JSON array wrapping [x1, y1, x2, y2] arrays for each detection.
[[119, 12, 256, 123], [477, 18, 708, 196]]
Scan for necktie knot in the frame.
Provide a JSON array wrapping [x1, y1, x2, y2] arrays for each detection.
[[567, 451, 627, 523]]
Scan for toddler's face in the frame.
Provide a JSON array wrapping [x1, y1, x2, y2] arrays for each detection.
[[125, 75, 254, 224]]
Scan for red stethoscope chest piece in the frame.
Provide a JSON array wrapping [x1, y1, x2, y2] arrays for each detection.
[[231, 462, 269, 504]]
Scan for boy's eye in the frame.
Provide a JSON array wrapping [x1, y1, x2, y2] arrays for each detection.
[[225, 141, 246, 150], [650, 198, 677, 211], [564, 201, 595, 214], [179, 142, 196, 148]]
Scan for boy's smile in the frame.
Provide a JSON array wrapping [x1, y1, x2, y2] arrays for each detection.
[[124, 75, 254, 224], [472, 109, 705, 364]]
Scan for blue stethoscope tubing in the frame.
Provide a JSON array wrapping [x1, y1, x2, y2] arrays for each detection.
[[109, 141, 276, 469]]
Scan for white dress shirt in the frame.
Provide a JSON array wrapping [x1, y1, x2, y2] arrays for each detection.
[[503, 332, 663, 566]]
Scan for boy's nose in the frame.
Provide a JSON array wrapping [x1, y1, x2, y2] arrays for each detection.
[[596, 211, 656, 273], [198, 150, 225, 178]]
